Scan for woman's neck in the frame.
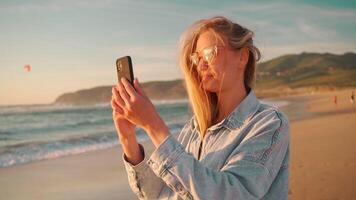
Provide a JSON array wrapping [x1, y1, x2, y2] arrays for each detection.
[[214, 84, 248, 124]]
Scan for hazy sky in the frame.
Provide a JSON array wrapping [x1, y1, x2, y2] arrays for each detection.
[[1, 0, 355, 105]]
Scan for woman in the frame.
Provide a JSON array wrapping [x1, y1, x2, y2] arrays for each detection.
[[111, 16, 289, 200]]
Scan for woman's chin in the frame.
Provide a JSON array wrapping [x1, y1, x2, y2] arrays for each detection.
[[202, 82, 219, 93]]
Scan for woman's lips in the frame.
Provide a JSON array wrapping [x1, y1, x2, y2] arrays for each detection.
[[202, 74, 213, 81]]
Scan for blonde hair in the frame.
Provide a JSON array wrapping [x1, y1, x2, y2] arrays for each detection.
[[179, 16, 261, 138]]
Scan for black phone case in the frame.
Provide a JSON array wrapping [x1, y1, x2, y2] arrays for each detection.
[[116, 56, 134, 85]]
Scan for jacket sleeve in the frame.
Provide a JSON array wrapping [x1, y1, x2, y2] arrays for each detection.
[[122, 143, 166, 200], [122, 118, 195, 200], [145, 111, 290, 200]]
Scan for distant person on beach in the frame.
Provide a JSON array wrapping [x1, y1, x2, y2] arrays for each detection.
[[111, 16, 289, 200], [333, 95, 338, 106], [351, 91, 354, 104]]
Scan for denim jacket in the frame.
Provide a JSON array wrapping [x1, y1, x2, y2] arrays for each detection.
[[123, 89, 290, 200]]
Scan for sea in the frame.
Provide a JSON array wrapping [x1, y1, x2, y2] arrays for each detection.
[[0, 99, 288, 168]]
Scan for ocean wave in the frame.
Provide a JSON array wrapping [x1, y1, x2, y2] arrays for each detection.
[[0, 122, 186, 168], [0, 104, 110, 116], [0, 130, 118, 168], [0, 130, 13, 135]]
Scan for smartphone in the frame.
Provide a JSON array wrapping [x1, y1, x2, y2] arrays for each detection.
[[116, 56, 134, 85]]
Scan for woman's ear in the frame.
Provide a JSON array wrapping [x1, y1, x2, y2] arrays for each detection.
[[236, 47, 249, 70], [240, 47, 249, 66]]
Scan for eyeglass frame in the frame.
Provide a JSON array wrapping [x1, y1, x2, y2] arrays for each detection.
[[189, 45, 226, 67]]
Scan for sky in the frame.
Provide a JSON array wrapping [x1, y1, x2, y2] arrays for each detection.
[[0, 0, 355, 105]]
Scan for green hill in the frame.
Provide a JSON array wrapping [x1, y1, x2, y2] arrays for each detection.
[[54, 79, 187, 105], [256, 52, 356, 89]]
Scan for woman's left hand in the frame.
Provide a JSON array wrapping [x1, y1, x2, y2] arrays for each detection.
[[114, 78, 170, 148]]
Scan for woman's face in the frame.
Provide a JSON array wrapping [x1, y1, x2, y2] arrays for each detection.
[[193, 30, 248, 94]]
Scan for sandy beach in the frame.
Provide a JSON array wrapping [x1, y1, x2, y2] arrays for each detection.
[[1, 88, 355, 200], [287, 89, 356, 200]]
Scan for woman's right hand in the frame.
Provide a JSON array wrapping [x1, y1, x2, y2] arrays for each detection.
[[111, 86, 136, 140], [111, 85, 143, 165]]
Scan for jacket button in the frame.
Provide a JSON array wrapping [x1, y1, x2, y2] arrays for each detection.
[[152, 163, 158, 169]]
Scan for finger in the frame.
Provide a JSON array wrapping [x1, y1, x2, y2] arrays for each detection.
[[121, 78, 137, 100], [111, 98, 124, 114], [112, 87, 125, 107], [111, 99, 123, 111], [134, 78, 147, 98], [117, 82, 131, 107], [111, 97, 121, 110]]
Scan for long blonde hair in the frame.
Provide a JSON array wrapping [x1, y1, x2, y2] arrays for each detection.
[[179, 16, 261, 138]]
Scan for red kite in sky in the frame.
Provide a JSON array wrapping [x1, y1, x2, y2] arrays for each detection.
[[24, 64, 32, 72]]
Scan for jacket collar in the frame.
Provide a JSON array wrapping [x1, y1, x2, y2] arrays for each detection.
[[191, 88, 261, 132]]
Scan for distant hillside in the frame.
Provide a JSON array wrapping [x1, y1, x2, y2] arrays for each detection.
[[54, 79, 187, 105], [54, 52, 356, 105], [256, 52, 356, 89]]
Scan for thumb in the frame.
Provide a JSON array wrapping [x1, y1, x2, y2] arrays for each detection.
[[134, 78, 147, 97]]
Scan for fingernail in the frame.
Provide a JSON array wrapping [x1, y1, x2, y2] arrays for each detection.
[[121, 77, 126, 83]]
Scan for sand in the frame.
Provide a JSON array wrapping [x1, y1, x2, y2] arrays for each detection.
[[286, 89, 356, 200], [0, 89, 355, 200], [0, 144, 150, 200]]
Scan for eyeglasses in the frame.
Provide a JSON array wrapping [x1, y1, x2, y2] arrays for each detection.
[[190, 45, 225, 67]]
